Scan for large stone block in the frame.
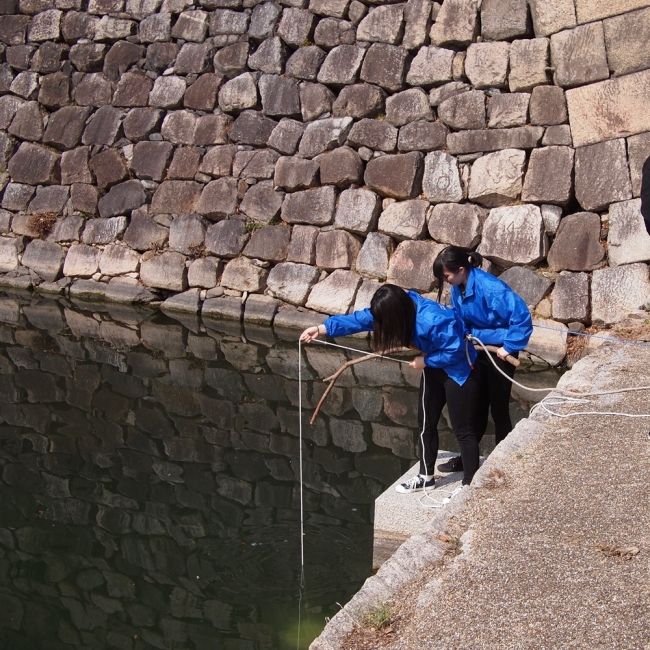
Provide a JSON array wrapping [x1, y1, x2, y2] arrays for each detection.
[[385, 88, 431, 127], [298, 117, 353, 158], [406, 46, 454, 87], [63, 243, 101, 277], [8, 142, 60, 185], [427, 203, 484, 249], [359, 43, 409, 92], [607, 198, 650, 266], [229, 110, 277, 146], [39, 72, 71, 110], [243, 224, 290, 262], [196, 178, 238, 220], [477, 204, 546, 266], [3, 183, 34, 211], [566, 68, 650, 148], [184, 73, 221, 112], [315, 229, 361, 270], [306, 269, 361, 314], [123, 107, 162, 142], [151, 181, 202, 215], [210, 8, 249, 36], [249, 2, 281, 41], [28, 185, 69, 214], [97, 180, 146, 218], [526, 317, 567, 365], [164, 146, 199, 181], [508, 38, 549, 92], [438, 90, 486, 130], [398, 121, 448, 152], [149, 75, 186, 109], [430, 0, 479, 46], [546, 212, 605, 272], [346, 118, 398, 152], [218, 72, 258, 113], [277, 8, 315, 47], [0, 237, 22, 273], [334, 188, 380, 235], [574, 0, 650, 24], [627, 132, 650, 197], [235, 149, 279, 180], [403, 0, 433, 50], [123, 211, 168, 251], [481, 0, 529, 40], [314, 18, 356, 50], [42, 106, 91, 150], [592, 263, 650, 325], [357, 5, 404, 44], [204, 219, 248, 257], [99, 244, 139, 276], [240, 181, 284, 224], [198, 144, 235, 178], [355, 231, 393, 281], [285, 45, 325, 82], [248, 36, 286, 76], [112, 71, 152, 108], [82, 216, 127, 244], [274, 156, 319, 191], [213, 41, 249, 77], [281, 186, 337, 226], [317, 44, 365, 86], [487, 93, 530, 129], [465, 42, 510, 89], [468, 149, 525, 207], [221, 256, 268, 292], [332, 83, 385, 119], [319, 146, 363, 188], [259, 74, 300, 118], [91, 148, 129, 189], [550, 23, 609, 89], [529, 0, 576, 37], [160, 110, 197, 144], [552, 272, 589, 323], [140, 251, 187, 291], [169, 214, 206, 255], [422, 151, 462, 203], [22, 239, 64, 281], [378, 199, 428, 241], [61, 147, 91, 184], [171, 9, 207, 41], [8, 101, 45, 142], [187, 256, 220, 288], [287, 224, 318, 264], [386, 240, 442, 291], [300, 82, 334, 122], [498, 265, 552, 309], [574, 139, 632, 212], [447, 126, 544, 155], [522, 146, 574, 206], [132, 142, 174, 181], [603, 7, 650, 77], [529, 85, 567, 126], [267, 262, 320, 306], [364, 152, 423, 200], [268, 119, 304, 155], [82, 105, 124, 146]]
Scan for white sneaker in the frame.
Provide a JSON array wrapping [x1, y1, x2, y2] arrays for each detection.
[[395, 474, 435, 494]]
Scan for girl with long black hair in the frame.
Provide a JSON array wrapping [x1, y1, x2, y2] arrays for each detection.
[[300, 284, 481, 490], [433, 246, 533, 473]]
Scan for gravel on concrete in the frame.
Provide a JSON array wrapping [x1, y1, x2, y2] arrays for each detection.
[[336, 342, 650, 650]]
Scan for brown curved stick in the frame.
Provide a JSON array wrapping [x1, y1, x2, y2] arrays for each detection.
[[474, 344, 520, 368], [311, 348, 412, 424]]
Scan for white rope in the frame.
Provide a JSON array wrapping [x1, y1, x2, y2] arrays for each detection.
[[297, 338, 305, 586], [311, 338, 412, 364]]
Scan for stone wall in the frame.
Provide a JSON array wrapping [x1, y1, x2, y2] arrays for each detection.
[[2, 0, 650, 364]]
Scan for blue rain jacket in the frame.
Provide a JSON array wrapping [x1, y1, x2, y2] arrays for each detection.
[[324, 290, 476, 386], [450, 268, 533, 354]]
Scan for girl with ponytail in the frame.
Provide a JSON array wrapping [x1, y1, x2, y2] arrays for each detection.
[[433, 246, 533, 473], [300, 284, 482, 490]]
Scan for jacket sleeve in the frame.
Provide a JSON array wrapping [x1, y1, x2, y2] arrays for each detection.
[[641, 156, 650, 236], [324, 309, 374, 338], [499, 290, 533, 353]]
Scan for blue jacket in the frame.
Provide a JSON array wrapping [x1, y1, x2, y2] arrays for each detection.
[[324, 290, 476, 385], [450, 268, 533, 354]]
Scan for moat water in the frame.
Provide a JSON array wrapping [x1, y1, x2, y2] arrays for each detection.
[[0, 291, 559, 649]]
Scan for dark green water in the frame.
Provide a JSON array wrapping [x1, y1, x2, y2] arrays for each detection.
[[0, 291, 555, 649]]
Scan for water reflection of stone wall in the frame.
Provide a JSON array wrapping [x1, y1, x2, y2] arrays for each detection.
[[0, 290, 437, 649]]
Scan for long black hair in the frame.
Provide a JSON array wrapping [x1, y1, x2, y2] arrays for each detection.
[[433, 246, 483, 302], [370, 284, 415, 353]]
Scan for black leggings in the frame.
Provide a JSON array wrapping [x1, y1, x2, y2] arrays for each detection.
[[474, 351, 518, 445], [417, 366, 481, 485]]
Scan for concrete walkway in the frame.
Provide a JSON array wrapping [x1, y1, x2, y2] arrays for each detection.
[[311, 342, 650, 650]]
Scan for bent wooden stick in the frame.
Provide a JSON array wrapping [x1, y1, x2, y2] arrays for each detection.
[[475, 344, 520, 368]]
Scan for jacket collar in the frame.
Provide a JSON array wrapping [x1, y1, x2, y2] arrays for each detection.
[[462, 268, 476, 300]]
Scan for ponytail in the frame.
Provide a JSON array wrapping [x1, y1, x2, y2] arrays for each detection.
[[433, 246, 482, 302]]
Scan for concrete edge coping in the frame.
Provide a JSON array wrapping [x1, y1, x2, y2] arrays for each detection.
[[309, 411, 556, 650]]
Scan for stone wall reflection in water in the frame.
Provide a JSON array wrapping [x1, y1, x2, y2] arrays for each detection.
[[0, 292, 552, 648], [0, 291, 442, 650]]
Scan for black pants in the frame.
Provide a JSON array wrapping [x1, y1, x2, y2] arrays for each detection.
[[474, 351, 518, 446], [417, 366, 481, 485]]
